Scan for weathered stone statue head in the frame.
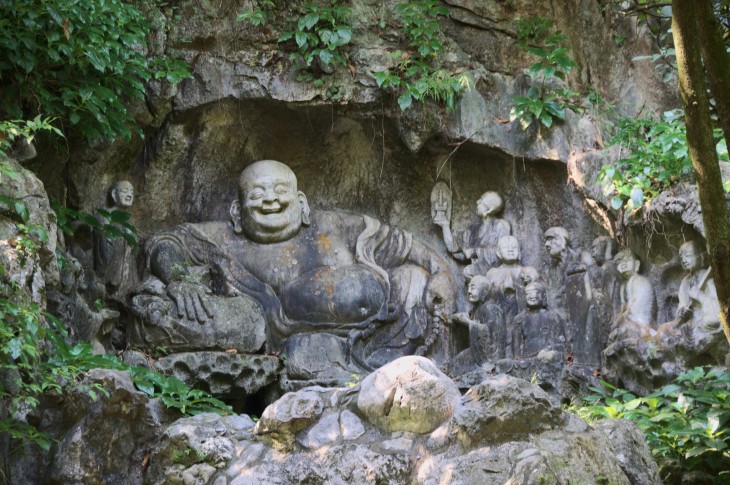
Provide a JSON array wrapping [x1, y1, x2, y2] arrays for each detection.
[[230, 160, 311, 243], [525, 282, 546, 309], [679, 240, 707, 273], [111, 180, 134, 209], [590, 236, 615, 266], [615, 249, 640, 279], [475, 191, 504, 219], [520, 266, 540, 285], [496, 235, 520, 264], [544, 227, 570, 261], [467, 275, 490, 304]]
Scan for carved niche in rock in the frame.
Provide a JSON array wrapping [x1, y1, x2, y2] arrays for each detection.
[[132, 160, 459, 386], [602, 242, 728, 394]]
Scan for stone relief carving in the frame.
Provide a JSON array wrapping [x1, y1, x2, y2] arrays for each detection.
[[47, 252, 119, 353], [611, 249, 656, 339], [665, 240, 722, 342], [430, 181, 451, 226], [433, 190, 511, 280], [94, 180, 138, 303], [512, 282, 566, 359], [450, 275, 506, 369], [543, 227, 583, 313], [568, 236, 619, 367], [113, 170, 727, 400], [133, 161, 459, 386]]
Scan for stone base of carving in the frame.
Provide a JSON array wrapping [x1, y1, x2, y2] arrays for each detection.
[[152, 352, 281, 398], [603, 327, 729, 395]]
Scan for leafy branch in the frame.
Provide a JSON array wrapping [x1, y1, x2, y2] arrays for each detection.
[[597, 110, 730, 211], [510, 16, 577, 130], [373, 0, 471, 110]]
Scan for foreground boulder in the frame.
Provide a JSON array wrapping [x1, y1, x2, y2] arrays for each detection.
[[143, 356, 658, 485], [11, 358, 658, 484]]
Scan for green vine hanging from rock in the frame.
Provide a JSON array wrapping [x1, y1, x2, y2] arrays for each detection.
[[510, 16, 578, 130]]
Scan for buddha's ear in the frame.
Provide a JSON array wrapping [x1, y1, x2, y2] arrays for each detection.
[[299, 191, 310, 226], [230, 199, 244, 234]]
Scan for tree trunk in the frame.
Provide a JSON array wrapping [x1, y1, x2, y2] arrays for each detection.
[[672, 0, 730, 343], [696, 0, 730, 145]]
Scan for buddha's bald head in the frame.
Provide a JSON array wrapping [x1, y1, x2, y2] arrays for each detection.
[[232, 160, 310, 243]]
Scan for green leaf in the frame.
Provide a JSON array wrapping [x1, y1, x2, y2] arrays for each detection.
[[335, 27, 351, 45], [611, 196, 624, 210], [295, 31, 308, 48], [539, 111, 553, 128], [318, 50, 333, 65], [398, 92, 413, 110], [301, 13, 319, 30], [14, 202, 29, 223]]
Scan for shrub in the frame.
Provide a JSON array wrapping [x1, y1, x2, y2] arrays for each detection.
[[597, 110, 730, 211], [575, 367, 730, 482], [510, 16, 577, 130], [0, 0, 191, 143], [373, 0, 471, 111]]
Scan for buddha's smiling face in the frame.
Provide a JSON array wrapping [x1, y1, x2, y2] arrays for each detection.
[[239, 160, 306, 243]]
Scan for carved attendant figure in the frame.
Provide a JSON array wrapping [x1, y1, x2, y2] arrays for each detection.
[[671, 241, 721, 341], [434, 190, 511, 280], [512, 282, 566, 359], [94, 180, 138, 302], [610, 249, 656, 341], [543, 226, 581, 313], [48, 253, 119, 353], [450, 275, 506, 365], [570, 236, 619, 367]]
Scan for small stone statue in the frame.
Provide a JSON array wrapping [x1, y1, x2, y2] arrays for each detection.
[[483, 235, 528, 326], [485, 236, 524, 294], [610, 249, 656, 341], [569, 236, 619, 367], [94, 180, 138, 302], [512, 282, 566, 359], [433, 190, 511, 279], [659, 240, 721, 343], [543, 227, 583, 312], [450, 275, 506, 366], [430, 181, 452, 226]]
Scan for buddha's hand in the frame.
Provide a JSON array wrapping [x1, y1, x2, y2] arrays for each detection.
[[167, 280, 214, 323], [449, 312, 474, 326], [676, 304, 693, 323]]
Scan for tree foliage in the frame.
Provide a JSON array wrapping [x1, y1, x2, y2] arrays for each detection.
[[0, 0, 190, 143]]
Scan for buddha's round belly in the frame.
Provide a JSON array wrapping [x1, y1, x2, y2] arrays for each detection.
[[279, 264, 386, 323]]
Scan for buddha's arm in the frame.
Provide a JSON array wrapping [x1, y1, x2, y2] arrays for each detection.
[[407, 239, 453, 275], [149, 241, 189, 284]]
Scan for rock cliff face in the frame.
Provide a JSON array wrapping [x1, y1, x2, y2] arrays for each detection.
[[5, 1, 729, 482], [48, 0, 672, 240]]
